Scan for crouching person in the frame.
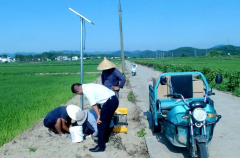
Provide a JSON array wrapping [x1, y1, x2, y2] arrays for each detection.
[[71, 83, 119, 152], [83, 109, 114, 142], [67, 105, 114, 142], [43, 105, 74, 139]]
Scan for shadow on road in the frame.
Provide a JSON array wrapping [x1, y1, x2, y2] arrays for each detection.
[[143, 111, 189, 158]]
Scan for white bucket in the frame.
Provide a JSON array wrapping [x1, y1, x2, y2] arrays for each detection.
[[69, 126, 83, 143]]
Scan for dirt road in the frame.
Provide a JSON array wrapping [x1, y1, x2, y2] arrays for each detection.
[[126, 60, 240, 158]]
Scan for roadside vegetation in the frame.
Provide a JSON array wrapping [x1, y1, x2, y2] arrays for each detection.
[[127, 91, 136, 103], [137, 128, 146, 137], [130, 56, 240, 97], [29, 147, 37, 152], [0, 60, 106, 146]]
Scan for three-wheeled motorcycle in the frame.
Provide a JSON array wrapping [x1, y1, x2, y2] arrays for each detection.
[[149, 72, 222, 158]]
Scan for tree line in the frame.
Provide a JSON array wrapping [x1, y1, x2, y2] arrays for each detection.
[[10, 52, 118, 62]]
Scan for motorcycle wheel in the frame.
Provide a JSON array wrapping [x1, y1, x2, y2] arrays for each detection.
[[196, 142, 208, 158]]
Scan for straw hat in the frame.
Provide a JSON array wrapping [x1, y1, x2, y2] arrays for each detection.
[[97, 57, 116, 70], [66, 105, 87, 125], [76, 110, 88, 125]]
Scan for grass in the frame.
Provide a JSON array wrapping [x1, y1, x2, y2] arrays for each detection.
[[137, 128, 146, 137], [0, 60, 102, 75], [29, 147, 37, 152], [0, 60, 103, 146], [127, 91, 136, 103]]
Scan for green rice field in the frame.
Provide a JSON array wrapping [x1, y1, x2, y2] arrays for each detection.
[[130, 56, 240, 72], [0, 60, 107, 146]]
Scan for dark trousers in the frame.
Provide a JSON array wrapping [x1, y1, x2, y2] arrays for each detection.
[[83, 121, 95, 135], [98, 95, 119, 148]]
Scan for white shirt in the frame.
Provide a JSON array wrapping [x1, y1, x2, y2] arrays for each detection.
[[82, 83, 115, 106]]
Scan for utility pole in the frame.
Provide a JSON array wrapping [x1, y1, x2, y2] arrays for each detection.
[[163, 52, 165, 58], [195, 50, 197, 56], [172, 52, 173, 58], [206, 49, 207, 56], [118, 1, 125, 74]]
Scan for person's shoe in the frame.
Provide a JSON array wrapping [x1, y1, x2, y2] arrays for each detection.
[[93, 140, 109, 147], [46, 129, 56, 137], [59, 134, 68, 140], [89, 145, 105, 152]]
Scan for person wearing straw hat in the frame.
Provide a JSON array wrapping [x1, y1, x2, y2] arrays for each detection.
[[71, 83, 119, 152], [97, 57, 126, 99], [43, 106, 73, 139]]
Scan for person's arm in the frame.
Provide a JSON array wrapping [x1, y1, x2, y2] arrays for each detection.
[[92, 104, 102, 124], [61, 118, 69, 132], [84, 88, 102, 124], [115, 69, 126, 88]]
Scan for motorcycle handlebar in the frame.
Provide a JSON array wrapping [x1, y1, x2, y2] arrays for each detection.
[[164, 93, 188, 106]]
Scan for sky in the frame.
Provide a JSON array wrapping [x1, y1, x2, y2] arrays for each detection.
[[0, 0, 240, 54]]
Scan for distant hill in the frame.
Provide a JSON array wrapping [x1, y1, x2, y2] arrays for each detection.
[[49, 50, 115, 55], [47, 45, 240, 57], [212, 45, 240, 54], [112, 50, 137, 57], [3, 45, 240, 58], [164, 45, 240, 57], [212, 44, 226, 48], [2, 52, 40, 57]]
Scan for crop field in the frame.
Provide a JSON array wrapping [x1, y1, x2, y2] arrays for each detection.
[[130, 56, 240, 97], [130, 56, 240, 72], [0, 61, 102, 74], [0, 60, 109, 146]]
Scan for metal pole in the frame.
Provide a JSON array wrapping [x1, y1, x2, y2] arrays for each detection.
[[69, 7, 94, 110], [118, 3, 125, 74], [80, 18, 84, 110]]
